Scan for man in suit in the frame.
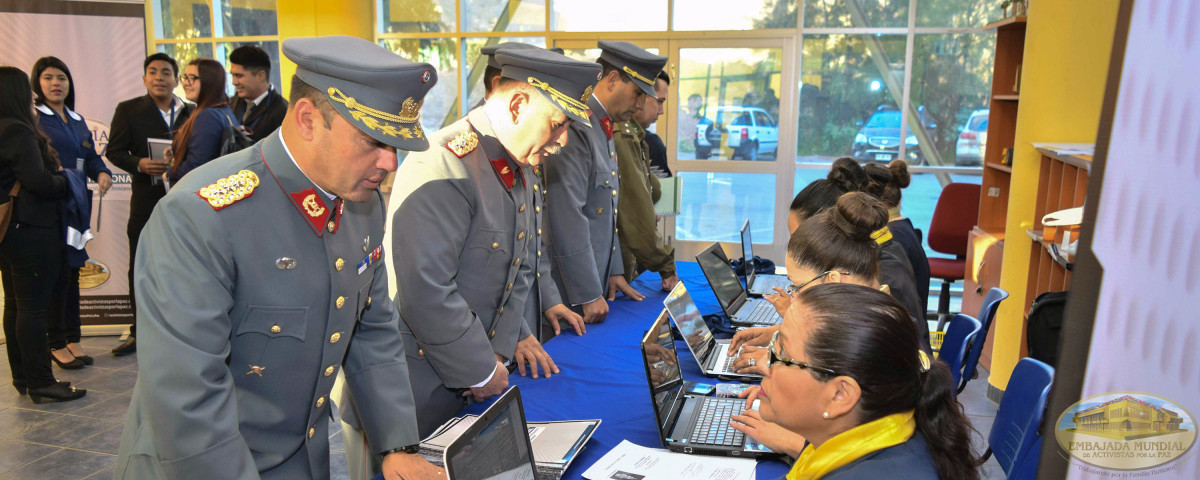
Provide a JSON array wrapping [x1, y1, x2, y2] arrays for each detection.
[[105, 52, 194, 355], [541, 41, 667, 324], [113, 36, 442, 480], [229, 45, 288, 143]]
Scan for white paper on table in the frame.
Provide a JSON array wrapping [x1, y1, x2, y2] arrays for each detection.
[[582, 440, 757, 480]]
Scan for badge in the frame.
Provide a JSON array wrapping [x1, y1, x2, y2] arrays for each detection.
[[197, 170, 259, 210], [358, 245, 384, 274], [246, 365, 266, 377]]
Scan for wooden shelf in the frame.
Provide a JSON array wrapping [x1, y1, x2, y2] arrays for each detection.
[[984, 16, 1028, 31], [986, 163, 1013, 173], [993, 94, 1020, 101]]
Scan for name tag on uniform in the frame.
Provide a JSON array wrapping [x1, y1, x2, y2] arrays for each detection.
[[358, 245, 383, 275], [76, 158, 85, 171]]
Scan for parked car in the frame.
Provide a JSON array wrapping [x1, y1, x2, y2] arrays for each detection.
[[955, 109, 989, 166], [696, 106, 779, 160], [694, 117, 715, 158], [851, 105, 937, 164]]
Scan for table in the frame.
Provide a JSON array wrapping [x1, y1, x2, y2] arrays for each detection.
[[374, 262, 790, 480]]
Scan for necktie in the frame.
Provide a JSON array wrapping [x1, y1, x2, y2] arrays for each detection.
[[242, 102, 255, 123]]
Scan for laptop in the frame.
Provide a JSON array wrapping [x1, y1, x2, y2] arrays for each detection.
[[640, 308, 774, 457], [740, 220, 791, 296], [662, 283, 761, 381], [695, 243, 783, 326], [444, 387, 537, 480]]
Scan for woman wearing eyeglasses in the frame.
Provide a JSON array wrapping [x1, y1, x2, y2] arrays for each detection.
[[733, 283, 978, 480], [166, 58, 238, 183]]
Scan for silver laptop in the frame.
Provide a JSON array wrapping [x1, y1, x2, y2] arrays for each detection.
[[740, 220, 791, 296], [444, 387, 537, 480], [662, 283, 761, 380], [695, 243, 782, 326], [640, 308, 773, 457]]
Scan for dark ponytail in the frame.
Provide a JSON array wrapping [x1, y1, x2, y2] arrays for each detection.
[[788, 192, 888, 280], [798, 284, 979, 480], [0, 66, 60, 172]]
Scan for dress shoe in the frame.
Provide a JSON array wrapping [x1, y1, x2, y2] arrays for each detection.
[[67, 344, 94, 365], [112, 336, 136, 356], [27, 382, 86, 404], [12, 380, 70, 395], [51, 349, 85, 370]]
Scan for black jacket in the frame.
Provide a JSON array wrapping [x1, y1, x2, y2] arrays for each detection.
[[106, 95, 193, 219], [0, 119, 66, 228], [231, 86, 288, 143]]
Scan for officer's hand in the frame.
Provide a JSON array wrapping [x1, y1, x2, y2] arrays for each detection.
[[661, 273, 680, 292], [545, 304, 585, 336], [97, 172, 113, 196], [730, 409, 806, 459], [728, 325, 778, 352], [582, 297, 608, 324], [607, 275, 646, 301], [764, 287, 792, 316], [381, 451, 445, 480], [514, 334, 559, 379], [463, 359, 509, 403], [137, 157, 168, 175], [732, 346, 769, 375]]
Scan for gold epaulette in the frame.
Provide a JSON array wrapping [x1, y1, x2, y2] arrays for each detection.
[[446, 131, 479, 158], [197, 170, 260, 210]]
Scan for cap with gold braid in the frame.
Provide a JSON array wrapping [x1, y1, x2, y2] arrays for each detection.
[[597, 40, 667, 97], [494, 48, 603, 127], [282, 35, 437, 151], [480, 42, 540, 69]]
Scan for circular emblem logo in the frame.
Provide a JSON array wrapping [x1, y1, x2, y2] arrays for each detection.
[[596, 70, 603, 81], [1055, 392, 1196, 471], [79, 259, 111, 289], [421, 69, 431, 84]]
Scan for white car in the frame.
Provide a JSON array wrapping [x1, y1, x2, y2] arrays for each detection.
[[955, 109, 989, 166], [707, 106, 779, 160]]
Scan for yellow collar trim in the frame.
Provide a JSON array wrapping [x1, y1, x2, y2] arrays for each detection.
[[871, 226, 893, 245], [622, 66, 652, 85], [526, 76, 590, 120], [788, 411, 916, 480]]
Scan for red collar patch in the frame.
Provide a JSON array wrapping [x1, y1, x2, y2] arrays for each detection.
[[600, 117, 614, 139], [489, 157, 525, 192], [289, 188, 335, 235]]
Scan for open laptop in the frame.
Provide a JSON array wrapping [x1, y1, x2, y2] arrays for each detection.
[[695, 243, 782, 326], [640, 308, 773, 457], [662, 283, 761, 380], [740, 220, 791, 296], [444, 387, 537, 480]]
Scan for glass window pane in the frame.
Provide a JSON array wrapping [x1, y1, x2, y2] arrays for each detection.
[[153, 0, 212, 40], [381, 39, 459, 132], [674, 0, 796, 30], [909, 34, 995, 166], [551, 0, 667, 31], [377, 0, 455, 34], [676, 47, 782, 161], [157, 43, 215, 99], [463, 37, 546, 109], [558, 46, 659, 63], [795, 34, 905, 164], [802, 0, 907, 28], [676, 172, 775, 242], [216, 0, 278, 36], [917, 0, 1001, 28], [463, 0, 547, 32], [218, 41, 283, 99]]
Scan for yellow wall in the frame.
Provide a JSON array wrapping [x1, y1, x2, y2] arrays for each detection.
[[275, 0, 374, 94], [990, 0, 1119, 390]]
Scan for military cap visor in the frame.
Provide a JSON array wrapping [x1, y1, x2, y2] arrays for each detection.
[[597, 40, 667, 97], [481, 42, 541, 69], [283, 36, 437, 151], [495, 49, 602, 127]]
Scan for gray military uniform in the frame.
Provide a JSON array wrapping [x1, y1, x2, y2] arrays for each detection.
[[114, 133, 418, 479], [542, 95, 622, 306]]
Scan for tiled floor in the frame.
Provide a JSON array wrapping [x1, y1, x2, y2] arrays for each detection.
[[1, 336, 1005, 480]]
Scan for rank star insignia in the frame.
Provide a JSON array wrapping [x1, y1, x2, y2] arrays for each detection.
[[197, 170, 260, 210], [246, 365, 266, 377]]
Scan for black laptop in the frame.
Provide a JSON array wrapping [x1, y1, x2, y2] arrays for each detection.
[[740, 220, 791, 296], [663, 283, 761, 380], [444, 387, 538, 480], [695, 243, 782, 326]]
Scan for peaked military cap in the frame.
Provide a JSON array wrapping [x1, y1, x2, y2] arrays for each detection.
[[597, 40, 666, 97], [283, 35, 437, 151], [495, 48, 603, 127], [480, 42, 542, 69]]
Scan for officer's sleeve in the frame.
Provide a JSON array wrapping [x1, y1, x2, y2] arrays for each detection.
[[391, 166, 498, 388], [537, 250, 562, 310], [504, 248, 535, 348], [615, 140, 675, 277], [342, 230, 420, 452], [133, 194, 258, 479], [542, 124, 602, 305]]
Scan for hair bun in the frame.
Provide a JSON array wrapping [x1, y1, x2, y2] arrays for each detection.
[[862, 163, 891, 200], [888, 159, 911, 188], [829, 192, 889, 241], [828, 157, 868, 193]]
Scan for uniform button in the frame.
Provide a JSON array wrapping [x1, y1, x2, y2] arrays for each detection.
[[537, 250, 542, 258], [316, 396, 326, 408], [614, 209, 618, 215], [498, 306, 504, 315], [610, 152, 614, 158], [418, 348, 424, 356], [536, 272, 541, 278], [270, 324, 282, 334], [596, 208, 604, 215], [324, 366, 335, 377], [489, 329, 496, 339], [513, 258, 520, 266], [611, 190, 617, 197], [518, 232, 526, 241], [327, 222, 336, 233], [336, 296, 345, 309], [308, 427, 315, 439], [506, 282, 513, 290], [615, 228, 619, 233], [605, 180, 610, 185], [335, 258, 344, 271], [534, 184, 539, 191], [330, 332, 341, 343], [537, 228, 542, 235], [492, 242, 499, 249], [366, 296, 372, 307], [519, 204, 526, 212], [535, 206, 541, 213], [613, 246, 617, 251], [611, 171, 616, 176]]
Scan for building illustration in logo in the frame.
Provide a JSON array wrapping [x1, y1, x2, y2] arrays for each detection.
[[1072, 395, 1186, 440]]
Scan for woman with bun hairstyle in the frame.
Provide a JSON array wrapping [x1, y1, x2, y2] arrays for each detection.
[[733, 283, 979, 480], [864, 160, 930, 303]]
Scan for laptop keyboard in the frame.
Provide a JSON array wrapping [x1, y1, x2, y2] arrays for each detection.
[[688, 397, 745, 447], [741, 301, 779, 326]]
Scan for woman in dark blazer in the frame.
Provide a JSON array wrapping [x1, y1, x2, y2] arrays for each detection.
[[167, 58, 238, 183], [32, 56, 113, 369], [0, 66, 86, 403]]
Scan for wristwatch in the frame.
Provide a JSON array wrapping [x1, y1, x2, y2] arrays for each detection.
[[380, 444, 420, 457]]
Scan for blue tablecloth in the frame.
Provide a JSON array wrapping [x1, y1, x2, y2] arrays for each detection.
[[373, 262, 790, 480]]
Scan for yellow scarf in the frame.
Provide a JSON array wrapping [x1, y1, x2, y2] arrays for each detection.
[[871, 226, 893, 245], [787, 411, 916, 480]]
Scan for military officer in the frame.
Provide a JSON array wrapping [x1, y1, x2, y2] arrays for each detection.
[[614, 70, 679, 292], [113, 36, 442, 480], [542, 41, 667, 323], [478, 43, 565, 106]]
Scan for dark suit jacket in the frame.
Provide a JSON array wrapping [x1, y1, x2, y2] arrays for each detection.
[[0, 119, 66, 228], [107, 95, 193, 219], [231, 87, 288, 143]]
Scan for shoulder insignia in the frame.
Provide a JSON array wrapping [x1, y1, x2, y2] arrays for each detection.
[[197, 170, 260, 210], [446, 131, 479, 158]]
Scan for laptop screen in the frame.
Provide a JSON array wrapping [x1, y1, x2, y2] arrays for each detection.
[[445, 389, 537, 480], [641, 309, 684, 438], [696, 244, 746, 313], [740, 220, 755, 283], [663, 283, 714, 361]]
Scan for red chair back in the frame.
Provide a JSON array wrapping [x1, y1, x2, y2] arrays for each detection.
[[927, 183, 980, 257]]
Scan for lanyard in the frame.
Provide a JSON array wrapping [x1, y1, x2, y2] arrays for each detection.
[[165, 98, 177, 138]]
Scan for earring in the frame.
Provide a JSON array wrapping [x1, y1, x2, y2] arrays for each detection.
[[823, 412, 830, 419]]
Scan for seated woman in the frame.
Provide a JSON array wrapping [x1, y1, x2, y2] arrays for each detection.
[[864, 160, 931, 304], [733, 283, 978, 480]]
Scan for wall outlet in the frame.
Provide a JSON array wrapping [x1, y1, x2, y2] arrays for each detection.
[[988, 187, 1001, 197]]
